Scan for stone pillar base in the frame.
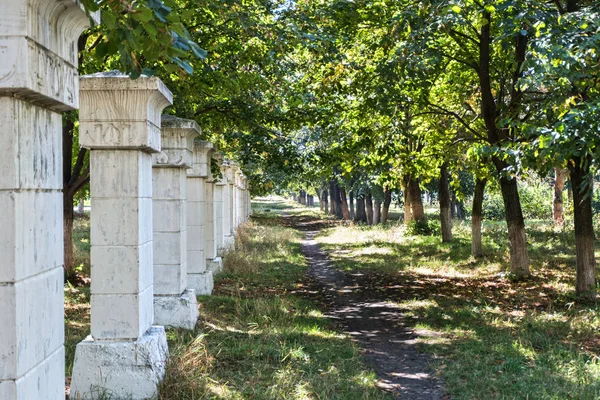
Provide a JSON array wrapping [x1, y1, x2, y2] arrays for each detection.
[[154, 289, 199, 330], [70, 326, 168, 400], [223, 235, 235, 249], [207, 257, 223, 274], [188, 271, 214, 295]]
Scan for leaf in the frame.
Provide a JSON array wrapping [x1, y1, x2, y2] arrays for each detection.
[[451, 5, 461, 13]]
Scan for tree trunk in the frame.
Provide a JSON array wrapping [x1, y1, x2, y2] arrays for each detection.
[[334, 182, 343, 219], [439, 163, 452, 242], [355, 197, 367, 223], [373, 198, 382, 225], [409, 178, 425, 222], [569, 156, 596, 299], [472, 178, 487, 257], [365, 191, 374, 225], [553, 167, 566, 227], [322, 189, 329, 214], [63, 192, 76, 281], [349, 190, 355, 219], [455, 196, 465, 220], [404, 185, 412, 224], [499, 175, 530, 278], [62, 115, 90, 282], [340, 187, 351, 220], [478, 9, 530, 278], [329, 181, 336, 215], [317, 190, 323, 211], [381, 188, 392, 224]]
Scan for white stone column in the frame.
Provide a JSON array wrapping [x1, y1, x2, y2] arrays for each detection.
[[0, 2, 92, 398], [187, 140, 214, 294], [152, 115, 199, 330], [70, 73, 173, 400], [205, 153, 222, 273], [235, 168, 243, 229], [222, 161, 235, 248], [241, 176, 250, 222], [246, 181, 252, 219], [214, 154, 225, 255]]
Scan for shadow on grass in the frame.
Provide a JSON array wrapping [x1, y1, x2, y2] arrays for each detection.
[[159, 207, 391, 400], [158, 294, 392, 399], [311, 213, 600, 399]]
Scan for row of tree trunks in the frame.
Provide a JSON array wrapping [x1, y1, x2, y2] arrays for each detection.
[[439, 163, 453, 242]]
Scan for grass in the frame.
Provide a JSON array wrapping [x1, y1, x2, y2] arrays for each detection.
[[65, 200, 390, 399], [315, 206, 600, 399], [65, 215, 92, 386], [66, 196, 600, 399], [158, 217, 390, 399]]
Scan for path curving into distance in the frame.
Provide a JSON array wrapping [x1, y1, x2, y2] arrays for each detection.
[[290, 215, 446, 400]]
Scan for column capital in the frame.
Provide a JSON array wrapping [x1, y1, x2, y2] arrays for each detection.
[[79, 72, 173, 153], [153, 115, 198, 168], [213, 153, 227, 185], [224, 161, 236, 182], [0, 0, 99, 111], [188, 140, 216, 178], [234, 168, 243, 188]]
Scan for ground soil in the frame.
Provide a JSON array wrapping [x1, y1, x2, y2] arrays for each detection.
[[288, 215, 447, 399]]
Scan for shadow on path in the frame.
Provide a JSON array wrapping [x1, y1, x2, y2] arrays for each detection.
[[293, 216, 446, 399]]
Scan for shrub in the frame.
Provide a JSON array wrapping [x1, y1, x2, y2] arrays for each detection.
[[482, 179, 553, 221]]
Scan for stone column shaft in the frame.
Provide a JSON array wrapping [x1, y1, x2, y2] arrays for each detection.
[[0, 1, 92, 398], [205, 170, 222, 273], [187, 140, 216, 294], [152, 115, 199, 330], [222, 162, 235, 248], [71, 73, 172, 400], [214, 182, 225, 252]]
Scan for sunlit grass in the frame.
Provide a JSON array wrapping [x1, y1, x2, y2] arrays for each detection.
[[158, 209, 392, 400], [316, 210, 600, 399]]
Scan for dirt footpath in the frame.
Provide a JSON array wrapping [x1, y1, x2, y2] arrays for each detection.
[[299, 224, 446, 400]]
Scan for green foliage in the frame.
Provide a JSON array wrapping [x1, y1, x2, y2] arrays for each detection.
[[405, 219, 441, 236], [483, 179, 554, 221], [80, 0, 206, 76]]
